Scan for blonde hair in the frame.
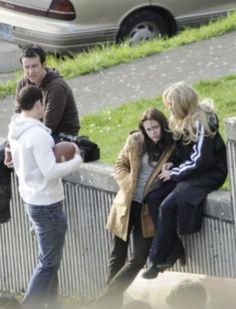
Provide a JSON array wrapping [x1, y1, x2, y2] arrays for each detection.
[[162, 81, 216, 144]]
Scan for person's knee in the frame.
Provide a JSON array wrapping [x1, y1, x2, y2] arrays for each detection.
[[39, 255, 61, 271]]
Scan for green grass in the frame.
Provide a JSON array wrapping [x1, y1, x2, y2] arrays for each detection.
[[79, 74, 236, 190], [48, 11, 236, 79], [0, 79, 17, 98], [1, 11, 236, 99], [80, 74, 236, 163]]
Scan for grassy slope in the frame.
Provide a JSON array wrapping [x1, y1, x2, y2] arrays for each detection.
[[80, 75, 236, 164], [79, 75, 236, 190], [1, 12, 236, 98]]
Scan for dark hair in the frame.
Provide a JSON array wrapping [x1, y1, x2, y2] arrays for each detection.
[[139, 108, 173, 163], [20, 45, 46, 64], [17, 85, 43, 111]]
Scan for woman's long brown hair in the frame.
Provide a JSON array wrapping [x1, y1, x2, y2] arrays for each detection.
[[139, 108, 173, 164]]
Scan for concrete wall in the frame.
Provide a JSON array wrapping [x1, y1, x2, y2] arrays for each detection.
[[0, 160, 234, 299]]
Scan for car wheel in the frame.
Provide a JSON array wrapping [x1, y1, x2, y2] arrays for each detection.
[[117, 10, 169, 45]]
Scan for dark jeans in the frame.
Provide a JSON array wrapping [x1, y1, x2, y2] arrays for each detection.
[[148, 189, 183, 264], [98, 201, 153, 308], [144, 180, 176, 228]]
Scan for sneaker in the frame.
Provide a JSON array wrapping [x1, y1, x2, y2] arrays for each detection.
[[142, 264, 159, 279]]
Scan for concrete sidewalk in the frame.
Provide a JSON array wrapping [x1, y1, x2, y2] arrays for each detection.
[[1, 31, 236, 137]]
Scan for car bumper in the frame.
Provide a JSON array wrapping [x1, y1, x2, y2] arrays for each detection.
[[12, 26, 117, 53], [0, 7, 117, 53]]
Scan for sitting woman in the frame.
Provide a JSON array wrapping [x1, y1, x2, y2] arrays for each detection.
[[95, 108, 175, 309], [142, 81, 228, 279]]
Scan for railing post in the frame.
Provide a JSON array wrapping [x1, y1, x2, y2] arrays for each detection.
[[225, 117, 236, 222]]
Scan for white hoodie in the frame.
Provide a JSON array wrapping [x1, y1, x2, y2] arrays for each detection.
[[8, 115, 83, 205]]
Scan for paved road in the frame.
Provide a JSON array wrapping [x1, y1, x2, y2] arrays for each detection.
[[0, 40, 21, 74], [1, 31, 236, 136]]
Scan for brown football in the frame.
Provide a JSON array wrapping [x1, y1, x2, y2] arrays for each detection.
[[53, 141, 76, 163]]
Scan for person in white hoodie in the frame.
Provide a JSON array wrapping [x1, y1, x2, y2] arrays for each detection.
[[7, 85, 83, 309]]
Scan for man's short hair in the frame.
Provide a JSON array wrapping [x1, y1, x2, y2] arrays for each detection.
[[20, 45, 46, 64], [17, 85, 43, 111]]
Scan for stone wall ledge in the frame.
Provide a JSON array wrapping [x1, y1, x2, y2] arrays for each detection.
[[64, 161, 232, 223]]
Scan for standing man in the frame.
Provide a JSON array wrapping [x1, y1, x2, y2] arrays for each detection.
[[15, 45, 80, 140], [1, 45, 80, 223], [8, 85, 83, 308]]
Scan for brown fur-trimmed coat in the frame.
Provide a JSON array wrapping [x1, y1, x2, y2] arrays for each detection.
[[106, 131, 174, 241]]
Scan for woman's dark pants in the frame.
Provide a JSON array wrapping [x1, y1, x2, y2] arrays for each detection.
[[98, 201, 152, 308]]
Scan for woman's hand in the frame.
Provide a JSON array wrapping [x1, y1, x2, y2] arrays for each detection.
[[158, 170, 171, 181], [161, 162, 174, 172]]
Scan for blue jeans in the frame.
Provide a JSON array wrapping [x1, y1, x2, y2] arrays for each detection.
[[22, 202, 67, 308], [149, 190, 179, 263], [144, 181, 179, 264]]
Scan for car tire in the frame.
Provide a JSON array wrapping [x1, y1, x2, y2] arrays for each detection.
[[117, 10, 169, 45]]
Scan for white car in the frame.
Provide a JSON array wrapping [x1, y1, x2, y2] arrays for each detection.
[[0, 0, 235, 54]]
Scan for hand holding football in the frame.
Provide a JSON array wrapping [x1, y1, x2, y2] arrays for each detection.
[[53, 141, 76, 163]]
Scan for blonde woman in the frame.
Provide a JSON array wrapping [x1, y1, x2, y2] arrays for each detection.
[[142, 81, 227, 279]]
